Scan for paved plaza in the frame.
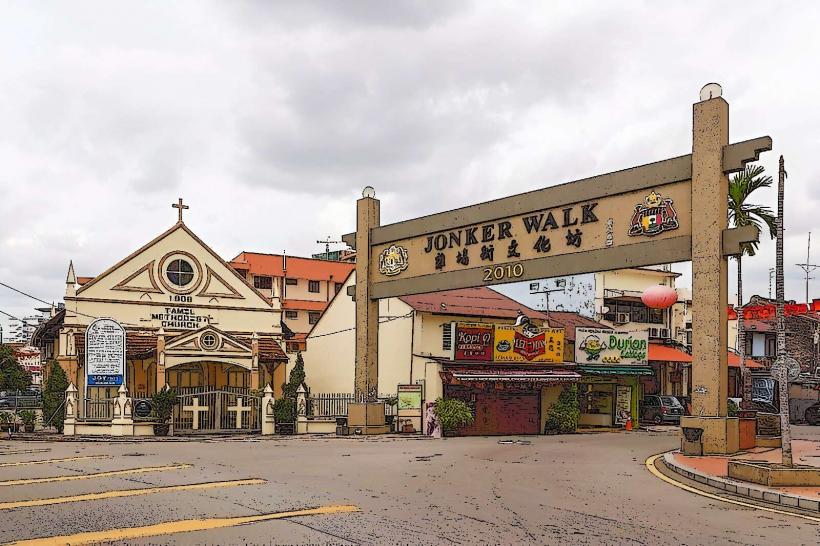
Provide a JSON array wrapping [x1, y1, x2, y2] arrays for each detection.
[[1, 428, 819, 545]]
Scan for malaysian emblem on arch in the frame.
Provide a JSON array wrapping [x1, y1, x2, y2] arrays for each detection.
[[378, 244, 409, 276], [628, 191, 679, 237]]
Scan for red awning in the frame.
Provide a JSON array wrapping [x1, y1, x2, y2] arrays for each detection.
[[650, 343, 765, 369], [727, 352, 765, 368], [649, 344, 693, 363], [446, 367, 581, 383]]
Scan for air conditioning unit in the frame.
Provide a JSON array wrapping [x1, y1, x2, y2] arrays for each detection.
[[649, 327, 659, 338], [615, 313, 630, 324], [659, 328, 670, 339]]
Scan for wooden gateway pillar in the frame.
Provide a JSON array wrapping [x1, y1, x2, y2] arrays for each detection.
[[347, 187, 389, 434], [680, 90, 737, 454]]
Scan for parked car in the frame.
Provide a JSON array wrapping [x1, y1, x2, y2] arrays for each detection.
[[804, 403, 820, 426], [640, 395, 684, 425]]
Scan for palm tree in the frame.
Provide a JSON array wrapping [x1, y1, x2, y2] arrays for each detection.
[[728, 164, 777, 408]]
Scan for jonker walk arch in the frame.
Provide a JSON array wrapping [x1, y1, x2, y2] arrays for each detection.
[[342, 84, 771, 454]]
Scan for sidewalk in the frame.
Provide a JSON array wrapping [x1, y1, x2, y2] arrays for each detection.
[[664, 440, 820, 510]]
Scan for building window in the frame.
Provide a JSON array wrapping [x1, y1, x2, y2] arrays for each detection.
[[285, 278, 298, 286], [227, 370, 248, 388], [442, 323, 453, 350], [308, 312, 321, 324], [648, 308, 664, 324], [335, 282, 343, 294], [308, 280, 320, 293], [166, 259, 194, 287], [254, 276, 272, 290], [285, 310, 298, 320], [200, 333, 219, 350], [765, 336, 776, 357]]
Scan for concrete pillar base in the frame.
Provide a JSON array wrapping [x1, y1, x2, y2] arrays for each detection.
[[681, 416, 739, 455], [348, 402, 389, 435]]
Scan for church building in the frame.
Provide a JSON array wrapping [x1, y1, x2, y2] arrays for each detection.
[[53, 200, 288, 433]]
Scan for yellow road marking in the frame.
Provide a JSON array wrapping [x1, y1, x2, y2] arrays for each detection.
[[0, 463, 192, 487], [0, 478, 266, 510], [0, 450, 50, 456], [6, 504, 360, 546], [0, 455, 110, 468], [645, 453, 820, 523]]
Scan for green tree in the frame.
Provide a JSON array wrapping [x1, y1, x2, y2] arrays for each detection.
[[43, 360, 69, 432], [728, 164, 777, 408], [0, 344, 32, 392], [434, 397, 474, 435], [545, 384, 580, 434], [281, 352, 306, 400]]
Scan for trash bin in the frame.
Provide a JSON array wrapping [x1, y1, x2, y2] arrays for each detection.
[[681, 427, 703, 456], [335, 417, 349, 436]]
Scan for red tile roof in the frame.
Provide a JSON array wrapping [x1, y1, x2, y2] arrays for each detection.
[[649, 343, 692, 363], [727, 352, 765, 368], [743, 319, 775, 332], [399, 287, 548, 321], [282, 299, 329, 311], [545, 311, 609, 342], [229, 252, 355, 282], [77, 276, 94, 286]]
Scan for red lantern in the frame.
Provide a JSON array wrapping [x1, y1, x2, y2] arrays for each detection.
[[641, 285, 678, 309]]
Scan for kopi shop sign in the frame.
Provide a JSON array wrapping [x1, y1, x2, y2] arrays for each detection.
[[454, 322, 564, 363]]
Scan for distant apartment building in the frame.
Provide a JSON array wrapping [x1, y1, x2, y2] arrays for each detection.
[[229, 252, 355, 352], [5, 314, 46, 344], [13, 345, 42, 385], [498, 267, 690, 347]]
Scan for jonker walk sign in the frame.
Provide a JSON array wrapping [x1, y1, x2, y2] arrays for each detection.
[[343, 84, 771, 453]]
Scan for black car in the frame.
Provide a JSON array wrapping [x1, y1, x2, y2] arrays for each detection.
[[640, 395, 684, 425], [805, 403, 820, 426]]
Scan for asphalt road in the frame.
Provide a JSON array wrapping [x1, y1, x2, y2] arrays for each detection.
[[1, 427, 819, 545]]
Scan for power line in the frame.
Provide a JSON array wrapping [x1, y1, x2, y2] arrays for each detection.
[[307, 311, 414, 339]]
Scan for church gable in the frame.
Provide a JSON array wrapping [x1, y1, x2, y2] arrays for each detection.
[[75, 223, 273, 311], [164, 326, 252, 356]]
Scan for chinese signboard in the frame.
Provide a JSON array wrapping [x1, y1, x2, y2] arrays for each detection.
[[85, 318, 125, 386], [728, 301, 820, 320], [493, 324, 564, 363], [455, 323, 494, 361], [575, 328, 648, 365], [365, 180, 693, 299]]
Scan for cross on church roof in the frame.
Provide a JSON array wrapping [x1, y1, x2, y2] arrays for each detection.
[[172, 198, 189, 223]]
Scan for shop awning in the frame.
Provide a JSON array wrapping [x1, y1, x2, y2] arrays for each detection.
[[649, 343, 693, 363], [446, 367, 581, 383], [727, 352, 765, 369], [577, 365, 654, 376]]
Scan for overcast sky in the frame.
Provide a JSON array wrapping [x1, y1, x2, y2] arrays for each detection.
[[2, 1, 819, 335]]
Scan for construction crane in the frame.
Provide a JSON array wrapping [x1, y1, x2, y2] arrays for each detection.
[[316, 236, 345, 260]]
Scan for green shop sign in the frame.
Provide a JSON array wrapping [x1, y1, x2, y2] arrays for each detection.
[[575, 328, 649, 365]]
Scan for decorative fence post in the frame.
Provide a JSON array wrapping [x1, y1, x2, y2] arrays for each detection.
[[261, 384, 275, 435], [296, 384, 308, 434], [111, 384, 134, 436], [63, 383, 78, 436]]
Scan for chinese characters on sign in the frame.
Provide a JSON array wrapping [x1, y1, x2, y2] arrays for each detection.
[[85, 318, 126, 386], [575, 328, 649, 365]]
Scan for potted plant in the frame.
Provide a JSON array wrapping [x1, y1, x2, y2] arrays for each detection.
[[544, 385, 580, 435], [273, 398, 296, 434], [151, 387, 178, 436], [0, 412, 16, 433], [400, 418, 415, 433], [384, 395, 398, 430], [434, 397, 474, 437], [19, 410, 36, 433]]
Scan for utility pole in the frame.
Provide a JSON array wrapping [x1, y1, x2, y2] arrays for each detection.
[[796, 232, 818, 308], [529, 280, 566, 324], [775, 155, 794, 467], [316, 237, 344, 261]]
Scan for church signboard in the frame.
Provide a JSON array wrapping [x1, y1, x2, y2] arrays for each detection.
[[85, 318, 126, 386]]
